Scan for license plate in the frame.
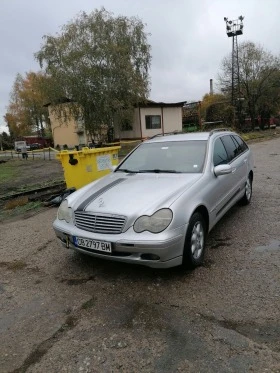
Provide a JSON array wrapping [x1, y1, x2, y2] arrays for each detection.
[[73, 236, 112, 253]]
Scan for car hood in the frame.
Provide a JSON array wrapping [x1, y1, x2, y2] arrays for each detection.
[[69, 173, 202, 217]]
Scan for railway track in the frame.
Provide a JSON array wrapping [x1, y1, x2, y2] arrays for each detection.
[[0, 181, 67, 208]]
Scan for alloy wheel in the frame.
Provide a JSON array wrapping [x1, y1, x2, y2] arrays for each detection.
[[245, 177, 252, 201], [191, 221, 204, 259]]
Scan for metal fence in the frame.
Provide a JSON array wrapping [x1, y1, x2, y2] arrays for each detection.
[[0, 147, 58, 160], [0, 141, 142, 162]]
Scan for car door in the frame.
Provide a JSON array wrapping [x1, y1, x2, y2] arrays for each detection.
[[208, 136, 234, 224], [232, 134, 250, 189], [221, 135, 248, 198]]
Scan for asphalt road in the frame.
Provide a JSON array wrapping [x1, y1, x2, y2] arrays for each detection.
[[0, 137, 280, 373]]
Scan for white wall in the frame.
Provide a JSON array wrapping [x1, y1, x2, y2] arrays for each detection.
[[162, 107, 182, 132], [140, 107, 162, 138], [141, 106, 182, 138], [115, 106, 183, 140]]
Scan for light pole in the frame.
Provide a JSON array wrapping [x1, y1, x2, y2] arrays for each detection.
[[251, 90, 257, 130], [0, 132, 3, 151], [236, 97, 245, 128], [224, 16, 244, 127]]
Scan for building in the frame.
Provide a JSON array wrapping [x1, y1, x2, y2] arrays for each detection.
[[45, 99, 186, 148], [22, 135, 52, 148], [115, 100, 186, 140]]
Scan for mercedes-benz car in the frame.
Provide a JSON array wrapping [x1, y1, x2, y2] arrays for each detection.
[[53, 129, 253, 269]]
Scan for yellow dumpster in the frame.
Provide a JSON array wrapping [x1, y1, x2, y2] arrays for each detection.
[[56, 146, 121, 190]]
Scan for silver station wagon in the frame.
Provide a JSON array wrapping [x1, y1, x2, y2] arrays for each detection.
[[53, 129, 254, 269]]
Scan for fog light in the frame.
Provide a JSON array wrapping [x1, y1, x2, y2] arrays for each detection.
[[141, 254, 160, 261]]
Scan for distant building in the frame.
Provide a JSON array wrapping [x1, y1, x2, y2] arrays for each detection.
[[45, 99, 186, 148], [15, 135, 52, 148], [115, 100, 186, 140], [22, 135, 52, 148]]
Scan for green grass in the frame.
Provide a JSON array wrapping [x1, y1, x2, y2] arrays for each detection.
[[0, 200, 42, 221], [241, 129, 279, 142], [0, 163, 16, 183], [183, 125, 199, 132]]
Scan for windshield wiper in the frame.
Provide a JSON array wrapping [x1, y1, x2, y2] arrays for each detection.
[[138, 169, 182, 174], [116, 168, 139, 173]]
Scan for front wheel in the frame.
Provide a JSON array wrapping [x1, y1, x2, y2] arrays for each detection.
[[240, 175, 252, 205], [182, 212, 206, 269]]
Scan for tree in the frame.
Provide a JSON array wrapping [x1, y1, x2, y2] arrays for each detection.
[[0, 131, 13, 150], [35, 8, 151, 136], [5, 72, 52, 137], [3, 112, 21, 139], [218, 41, 280, 129], [200, 93, 234, 126]]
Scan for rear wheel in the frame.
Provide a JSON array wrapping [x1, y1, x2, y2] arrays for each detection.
[[240, 175, 252, 205], [182, 212, 206, 269]]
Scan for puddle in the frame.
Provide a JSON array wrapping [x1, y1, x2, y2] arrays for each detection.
[[59, 276, 95, 285], [0, 260, 27, 271], [255, 239, 280, 253], [210, 242, 232, 249], [208, 237, 232, 250]]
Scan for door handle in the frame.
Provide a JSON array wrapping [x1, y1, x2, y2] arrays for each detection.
[[243, 158, 247, 163], [232, 167, 236, 173]]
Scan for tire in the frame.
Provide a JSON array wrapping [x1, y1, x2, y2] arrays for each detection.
[[182, 212, 206, 269], [240, 175, 252, 205]]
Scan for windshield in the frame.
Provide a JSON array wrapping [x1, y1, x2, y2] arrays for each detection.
[[117, 140, 207, 173]]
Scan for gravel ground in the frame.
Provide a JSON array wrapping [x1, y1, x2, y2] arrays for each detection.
[[0, 137, 280, 372]]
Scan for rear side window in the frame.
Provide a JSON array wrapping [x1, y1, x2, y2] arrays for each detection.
[[232, 135, 248, 153], [221, 135, 239, 162], [213, 138, 228, 166]]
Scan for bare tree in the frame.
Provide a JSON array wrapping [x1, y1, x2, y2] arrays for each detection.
[[218, 41, 280, 129]]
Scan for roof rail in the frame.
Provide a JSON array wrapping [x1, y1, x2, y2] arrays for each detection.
[[209, 128, 231, 136], [148, 130, 183, 139]]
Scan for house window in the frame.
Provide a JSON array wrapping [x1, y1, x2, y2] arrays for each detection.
[[145, 115, 161, 129], [121, 121, 133, 131]]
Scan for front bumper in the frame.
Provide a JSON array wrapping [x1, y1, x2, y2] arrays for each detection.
[[53, 219, 187, 268]]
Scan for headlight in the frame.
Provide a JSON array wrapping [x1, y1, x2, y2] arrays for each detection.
[[57, 200, 73, 223], [134, 208, 173, 233]]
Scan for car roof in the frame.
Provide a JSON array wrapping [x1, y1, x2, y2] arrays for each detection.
[[145, 129, 234, 143]]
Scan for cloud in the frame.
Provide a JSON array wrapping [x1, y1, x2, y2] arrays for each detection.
[[1, 0, 280, 133]]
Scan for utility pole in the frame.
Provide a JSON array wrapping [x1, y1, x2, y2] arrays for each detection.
[[224, 16, 244, 128]]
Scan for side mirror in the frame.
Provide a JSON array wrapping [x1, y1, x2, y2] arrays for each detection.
[[214, 164, 232, 176]]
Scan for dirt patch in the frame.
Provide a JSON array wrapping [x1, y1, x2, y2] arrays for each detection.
[[0, 159, 64, 223], [0, 159, 64, 197], [0, 260, 27, 271]]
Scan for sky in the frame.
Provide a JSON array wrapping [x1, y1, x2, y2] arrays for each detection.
[[1, 0, 280, 133]]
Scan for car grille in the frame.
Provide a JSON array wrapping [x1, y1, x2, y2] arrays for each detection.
[[74, 212, 126, 234]]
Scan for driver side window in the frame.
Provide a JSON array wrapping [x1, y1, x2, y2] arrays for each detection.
[[213, 138, 228, 166]]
